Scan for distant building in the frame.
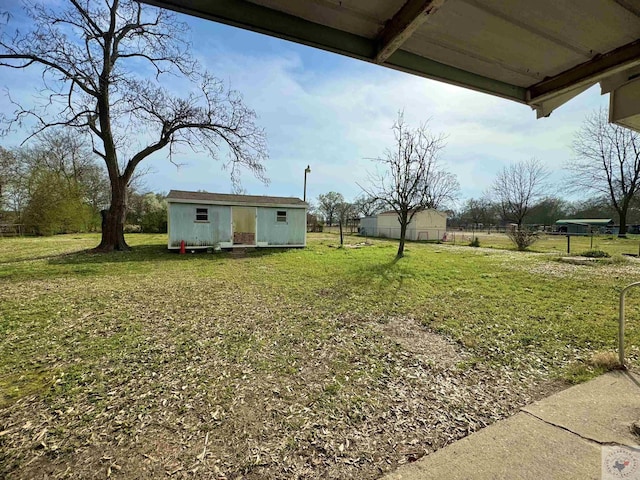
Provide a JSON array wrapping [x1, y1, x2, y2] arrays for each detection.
[[360, 216, 378, 237], [166, 190, 307, 249], [555, 218, 614, 234], [360, 209, 447, 241]]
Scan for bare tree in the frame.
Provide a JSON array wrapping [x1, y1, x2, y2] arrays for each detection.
[[317, 191, 344, 227], [0, 146, 29, 222], [0, 0, 267, 251], [461, 196, 493, 231], [492, 158, 549, 228], [0, 147, 15, 214], [353, 194, 384, 217], [567, 196, 616, 220], [568, 109, 640, 237], [363, 112, 458, 257], [526, 196, 567, 230], [28, 130, 108, 195], [30, 131, 111, 225], [1, 133, 111, 233]]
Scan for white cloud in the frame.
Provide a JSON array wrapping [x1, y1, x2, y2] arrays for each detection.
[[0, 7, 610, 207], [188, 44, 608, 204]]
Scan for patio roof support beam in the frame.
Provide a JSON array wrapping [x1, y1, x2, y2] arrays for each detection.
[[375, 0, 446, 64], [528, 38, 640, 103], [140, 0, 525, 101]]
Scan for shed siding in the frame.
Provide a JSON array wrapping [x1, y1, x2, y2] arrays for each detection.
[[257, 207, 305, 246], [360, 216, 377, 236], [414, 211, 446, 230], [413, 210, 446, 240], [366, 210, 447, 241], [168, 203, 231, 247], [376, 214, 401, 239], [567, 224, 587, 234]]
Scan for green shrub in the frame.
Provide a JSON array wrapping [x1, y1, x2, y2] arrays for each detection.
[[469, 237, 480, 247]]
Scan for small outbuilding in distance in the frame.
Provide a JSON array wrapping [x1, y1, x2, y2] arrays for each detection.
[[166, 190, 307, 250], [554, 218, 614, 235], [360, 209, 447, 241]]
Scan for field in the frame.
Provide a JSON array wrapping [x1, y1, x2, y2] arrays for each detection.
[[2, 232, 640, 479], [444, 229, 640, 256]]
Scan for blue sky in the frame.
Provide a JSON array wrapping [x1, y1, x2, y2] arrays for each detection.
[[0, 2, 609, 209]]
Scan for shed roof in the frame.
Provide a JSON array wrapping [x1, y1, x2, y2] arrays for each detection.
[[166, 190, 306, 207], [378, 209, 443, 216], [141, 0, 640, 130], [555, 219, 614, 226]]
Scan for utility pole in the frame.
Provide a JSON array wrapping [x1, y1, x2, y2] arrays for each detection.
[[303, 165, 311, 202]]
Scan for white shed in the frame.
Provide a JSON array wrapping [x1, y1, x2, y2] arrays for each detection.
[[166, 190, 307, 249], [372, 210, 447, 241], [359, 216, 377, 237]]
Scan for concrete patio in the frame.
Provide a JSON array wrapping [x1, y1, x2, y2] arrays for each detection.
[[383, 370, 640, 480]]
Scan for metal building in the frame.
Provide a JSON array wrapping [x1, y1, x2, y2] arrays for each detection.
[[360, 209, 447, 241], [555, 218, 614, 234]]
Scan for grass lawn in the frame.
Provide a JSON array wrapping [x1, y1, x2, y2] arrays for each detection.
[[2, 233, 640, 479], [446, 230, 640, 256]]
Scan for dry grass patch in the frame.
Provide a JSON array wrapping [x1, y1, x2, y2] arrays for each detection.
[[379, 316, 465, 368], [588, 351, 622, 370]]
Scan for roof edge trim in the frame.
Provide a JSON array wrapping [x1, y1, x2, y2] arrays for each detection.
[[528, 39, 640, 102]]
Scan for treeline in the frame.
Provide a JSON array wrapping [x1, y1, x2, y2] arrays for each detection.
[[312, 191, 617, 232], [451, 196, 640, 230], [312, 192, 386, 227], [0, 131, 167, 235], [125, 193, 168, 234]]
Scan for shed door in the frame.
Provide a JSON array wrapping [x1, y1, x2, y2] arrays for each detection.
[[232, 207, 256, 245]]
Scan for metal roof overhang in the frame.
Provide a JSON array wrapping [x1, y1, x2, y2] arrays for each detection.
[[167, 198, 307, 208], [555, 219, 614, 226], [141, 0, 640, 130]]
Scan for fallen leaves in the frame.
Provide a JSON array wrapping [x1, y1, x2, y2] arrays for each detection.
[[1, 234, 610, 479]]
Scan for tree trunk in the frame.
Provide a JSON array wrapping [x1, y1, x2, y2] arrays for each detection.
[[95, 177, 129, 251], [339, 220, 344, 246], [618, 207, 628, 238], [397, 218, 408, 257]]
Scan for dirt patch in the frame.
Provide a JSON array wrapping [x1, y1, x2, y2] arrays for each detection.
[[380, 316, 466, 368]]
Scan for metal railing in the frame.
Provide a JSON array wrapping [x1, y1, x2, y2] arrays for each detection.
[[619, 282, 640, 367]]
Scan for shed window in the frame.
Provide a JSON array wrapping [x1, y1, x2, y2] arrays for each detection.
[[276, 210, 287, 223], [196, 207, 208, 222]]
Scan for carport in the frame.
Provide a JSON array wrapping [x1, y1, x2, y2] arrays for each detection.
[[555, 218, 614, 234], [140, 0, 640, 131]]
